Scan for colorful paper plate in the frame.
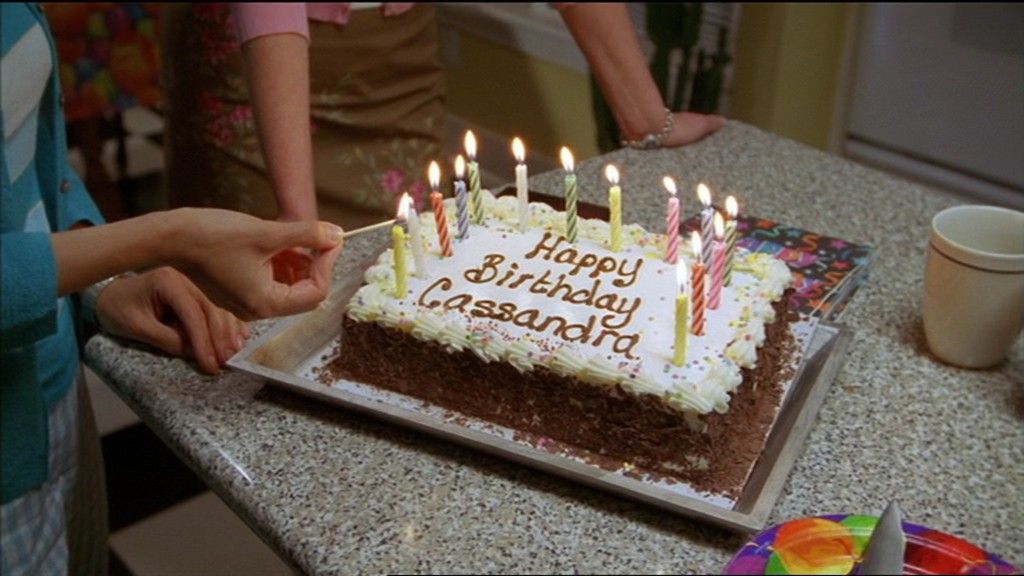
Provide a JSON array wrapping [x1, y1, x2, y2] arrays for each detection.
[[723, 514, 1018, 575]]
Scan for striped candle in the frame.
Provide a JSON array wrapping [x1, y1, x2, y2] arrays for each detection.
[[663, 176, 680, 263], [465, 131, 483, 224], [560, 147, 578, 243], [724, 195, 738, 286], [708, 212, 726, 309], [697, 183, 714, 271], [428, 161, 452, 257], [690, 232, 706, 336], [454, 155, 468, 240]]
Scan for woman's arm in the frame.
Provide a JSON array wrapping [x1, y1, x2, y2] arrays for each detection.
[[558, 3, 724, 147], [50, 208, 344, 320], [239, 30, 318, 222]]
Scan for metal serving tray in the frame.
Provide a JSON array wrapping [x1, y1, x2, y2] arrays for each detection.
[[228, 229, 852, 533]]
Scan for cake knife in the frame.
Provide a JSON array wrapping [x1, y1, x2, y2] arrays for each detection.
[[858, 500, 907, 575]]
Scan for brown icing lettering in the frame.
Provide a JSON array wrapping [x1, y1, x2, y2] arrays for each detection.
[[418, 277, 453, 308], [524, 231, 564, 261], [471, 299, 497, 317], [464, 254, 505, 284], [560, 315, 596, 343], [613, 257, 644, 288], [443, 293, 472, 314]]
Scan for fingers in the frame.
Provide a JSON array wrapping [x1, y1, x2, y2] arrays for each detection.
[[267, 221, 344, 252], [161, 283, 220, 374], [670, 112, 727, 146], [265, 240, 343, 317]]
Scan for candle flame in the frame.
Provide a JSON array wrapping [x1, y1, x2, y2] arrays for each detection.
[[697, 183, 712, 207], [662, 176, 677, 196], [464, 131, 477, 159], [428, 161, 440, 190], [676, 258, 689, 292], [512, 137, 525, 163], [560, 147, 574, 172], [605, 164, 620, 185], [714, 211, 725, 239], [691, 231, 702, 258], [397, 193, 411, 220], [454, 154, 466, 179], [726, 195, 738, 218]]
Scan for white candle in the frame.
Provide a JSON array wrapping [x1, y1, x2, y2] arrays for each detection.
[[401, 193, 427, 278], [512, 137, 529, 232]]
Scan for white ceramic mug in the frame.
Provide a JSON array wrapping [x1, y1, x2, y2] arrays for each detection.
[[923, 205, 1024, 368]]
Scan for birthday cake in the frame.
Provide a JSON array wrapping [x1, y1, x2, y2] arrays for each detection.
[[332, 190, 798, 496]]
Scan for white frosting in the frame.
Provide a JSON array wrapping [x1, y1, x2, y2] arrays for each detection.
[[347, 191, 792, 416]]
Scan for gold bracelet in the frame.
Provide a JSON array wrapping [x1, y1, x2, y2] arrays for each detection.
[[620, 108, 675, 150]]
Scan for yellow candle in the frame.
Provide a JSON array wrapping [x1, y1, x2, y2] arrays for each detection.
[[673, 259, 690, 366], [605, 164, 621, 252], [392, 224, 407, 298], [674, 293, 689, 367]]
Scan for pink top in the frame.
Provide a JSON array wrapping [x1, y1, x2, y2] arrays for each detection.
[[231, 3, 416, 44]]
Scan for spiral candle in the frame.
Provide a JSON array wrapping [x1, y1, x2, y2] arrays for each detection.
[[709, 212, 726, 309], [691, 232, 706, 336], [465, 131, 483, 224], [663, 176, 680, 263], [698, 183, 714, 271], [724, 196, 738, 286], [561, 147, 578, 243], [454, 155, 468, 240], [427, 162, 451, 257]]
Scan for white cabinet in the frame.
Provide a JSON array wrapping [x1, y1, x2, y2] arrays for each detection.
[[845, 4, 1024, 208]]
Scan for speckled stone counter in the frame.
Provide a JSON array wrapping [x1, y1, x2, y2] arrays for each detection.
[[85, 122, 1023, 574]]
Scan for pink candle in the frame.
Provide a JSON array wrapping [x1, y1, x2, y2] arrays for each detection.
[[690, 232, 706, 336], [708, 212, 726, 309], [663, 176, 680, 264]]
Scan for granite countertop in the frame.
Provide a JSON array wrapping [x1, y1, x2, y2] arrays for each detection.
[[85, 122, 1024, 574]]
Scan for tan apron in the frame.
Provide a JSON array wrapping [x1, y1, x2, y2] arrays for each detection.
[[161, 3, 446, 229]]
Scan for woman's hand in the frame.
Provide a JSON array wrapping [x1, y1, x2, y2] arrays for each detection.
[[663, 111, 727, 147], [95, 267, 250, 374], [169, 208, 344, 321]]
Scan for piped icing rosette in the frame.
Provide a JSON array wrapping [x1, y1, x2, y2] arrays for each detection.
[[346, 190, 792, 416]]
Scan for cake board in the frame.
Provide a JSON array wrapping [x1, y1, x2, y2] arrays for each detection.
[[228, 227, 854, 533]]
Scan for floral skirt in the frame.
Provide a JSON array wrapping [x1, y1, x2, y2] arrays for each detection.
[[160, 3, 446, 228]]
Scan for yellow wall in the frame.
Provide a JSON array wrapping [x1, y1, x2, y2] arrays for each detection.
[[445, 33, 599, 161], [731, 3, 853, 150], [446, 4, 853, 156]]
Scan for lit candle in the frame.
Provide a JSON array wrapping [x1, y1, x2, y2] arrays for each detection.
[[510, 137, 530, 232], [560, 146, 578, 244], [724, 196, 738, 286], [402, 192, 427, 279], [663, 176, 680, 264], [606, 164, 622, 252], [465, 131, 483, 224], [428, 161, 452, 258], [697, 183, 714, 271], [690, 231, 706, 336], [673, 259, 690, 367], [709, 212, 726, 309], [454, 155, 468, 240], [392, 205, 408, 298]]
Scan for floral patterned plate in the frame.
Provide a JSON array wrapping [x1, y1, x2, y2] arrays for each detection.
[[723, 514, 1018, 575]]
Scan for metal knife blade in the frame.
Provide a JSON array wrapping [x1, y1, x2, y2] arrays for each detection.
[[859, 501, 907, 575]]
